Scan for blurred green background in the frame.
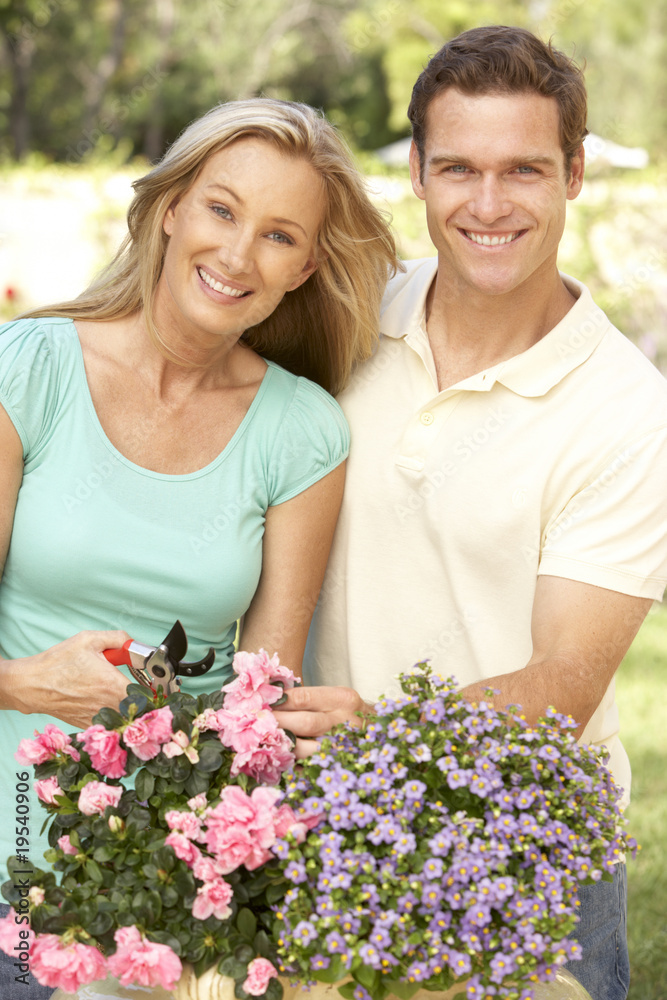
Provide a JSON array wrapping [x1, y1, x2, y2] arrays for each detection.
[[1, 1, 665, 995]]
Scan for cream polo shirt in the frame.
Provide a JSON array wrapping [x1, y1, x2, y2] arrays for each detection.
[[305, 257, 667, 803]]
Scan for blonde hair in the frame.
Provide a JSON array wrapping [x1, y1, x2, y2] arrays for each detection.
[[25, 99, 400, 395]]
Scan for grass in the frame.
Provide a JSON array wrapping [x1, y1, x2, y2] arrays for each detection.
[[616, 601, 667, 999]]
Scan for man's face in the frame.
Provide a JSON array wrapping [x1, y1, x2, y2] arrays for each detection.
[[409, 88, 584, 300]]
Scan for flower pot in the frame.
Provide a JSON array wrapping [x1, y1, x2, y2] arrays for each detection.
[[50, 965, 592, 1000]]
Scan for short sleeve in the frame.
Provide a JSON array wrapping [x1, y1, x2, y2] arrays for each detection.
[[0, 319, 63, 459], [267, 376, 350, 505], [539, 425, 667, 599]]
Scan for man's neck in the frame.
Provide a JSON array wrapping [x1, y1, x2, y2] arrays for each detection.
[[425, 268, 578, 391]]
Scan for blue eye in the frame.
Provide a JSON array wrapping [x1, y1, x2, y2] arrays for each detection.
[[212, 204, 232, 219], [267, 232, 294, 246], [448, 164, 468, 174], [516, 166, 536, 174]]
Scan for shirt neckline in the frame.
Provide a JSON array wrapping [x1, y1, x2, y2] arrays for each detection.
[[65, 319, 273, 481]]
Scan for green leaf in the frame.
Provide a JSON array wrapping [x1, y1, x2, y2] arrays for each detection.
[[93, 706, 126, 729], [383, 982, 420, 1000], [355, 964, 379, 991], [265, 978, 283, 1000], [135, 769, 155, 801], [252, 930, 272, 958], [218, 956, 247, 978], [236, 908, 257, 942], [197, 743, 224, 772], [84, 860, 104, 884], [265, 882, 287, 905]]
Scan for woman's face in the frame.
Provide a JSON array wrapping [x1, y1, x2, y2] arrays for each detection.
[[157, 138, 326, 348]]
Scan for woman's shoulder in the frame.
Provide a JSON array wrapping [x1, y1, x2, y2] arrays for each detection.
[[262, 360, 349, 432], [0, 317, 78, 451], [0, 315, 76, 361]]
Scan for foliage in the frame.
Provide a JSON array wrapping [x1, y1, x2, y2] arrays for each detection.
[[0, 0, 665, 162], [273, 664, 636, 1000]]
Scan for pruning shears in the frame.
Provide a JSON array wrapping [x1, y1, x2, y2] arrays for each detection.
[[103, 620, 215, 695]]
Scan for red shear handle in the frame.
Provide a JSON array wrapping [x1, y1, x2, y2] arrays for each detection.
[[103, 640, 134, 668]]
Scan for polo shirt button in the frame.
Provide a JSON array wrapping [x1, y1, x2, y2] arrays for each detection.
[[420, 411, 434, 425]]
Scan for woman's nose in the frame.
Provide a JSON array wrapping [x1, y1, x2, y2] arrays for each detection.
[[218, 229, 254, 275]]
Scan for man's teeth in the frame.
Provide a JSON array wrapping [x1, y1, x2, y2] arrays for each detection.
[[465, 231, 521, 246], [198, 268, 248, 296]]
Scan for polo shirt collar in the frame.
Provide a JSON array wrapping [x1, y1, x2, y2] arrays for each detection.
[[380, 262, 611, 398]]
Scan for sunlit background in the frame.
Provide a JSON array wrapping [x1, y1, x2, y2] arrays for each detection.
[[1, 2, 665, 995]]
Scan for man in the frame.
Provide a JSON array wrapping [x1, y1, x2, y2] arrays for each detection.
[[275, 25, 667, 1000]]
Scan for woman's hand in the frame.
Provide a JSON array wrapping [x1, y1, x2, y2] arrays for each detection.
[[1, 630, 133, 729]]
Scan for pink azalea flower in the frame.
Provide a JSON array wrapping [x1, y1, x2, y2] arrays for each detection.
[[223, 649, 296, 711], [107, 925, 182, 990], [28, 886, 45, 906], [187, 792, 208, 812], [273, 803, 323, 841], [79, 724, 128, 778], [34, 775, 64, 806], [193, 708, 226, 731], [192, 855, 224, 882], [15, 724, 81, 765], [31, 933, 107, 991], [243, 957, 278, 996], [165, 809, 202, 840], [191, 877, 234, 920], [0, 910, 34, 956], [163, 730, 199, 763], [202, 786, 282, 872], [122, 707, 174, 761], [165, 831, 202, 867], [57, 834, 78, 856], [217, 708, 279, 755], [77, 781, 123, 816], [231, 728, 295, 785]]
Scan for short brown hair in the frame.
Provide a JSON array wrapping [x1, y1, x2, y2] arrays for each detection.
[[408, 25, 588, 174]]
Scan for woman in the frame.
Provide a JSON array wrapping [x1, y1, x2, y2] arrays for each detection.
[[0, 98, 398, 998]]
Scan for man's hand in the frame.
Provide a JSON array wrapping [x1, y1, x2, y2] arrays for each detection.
[[273, 684, 369, 758]]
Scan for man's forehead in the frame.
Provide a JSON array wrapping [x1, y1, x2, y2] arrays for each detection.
[[422, 88, 563, 156]]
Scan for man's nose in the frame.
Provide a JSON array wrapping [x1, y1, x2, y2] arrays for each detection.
[[468, 175, 513, 224]]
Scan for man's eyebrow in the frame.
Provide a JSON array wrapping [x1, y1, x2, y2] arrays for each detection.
[[202, 183, 307, 236], [427, 154, 560, 169]]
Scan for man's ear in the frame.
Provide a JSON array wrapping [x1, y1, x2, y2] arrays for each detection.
[[409, 140, 426, 201], [567, 143, 585, 201]]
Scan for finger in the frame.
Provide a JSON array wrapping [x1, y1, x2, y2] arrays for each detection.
[[293, 737, 321, 760], [272, 709, 331, 739]]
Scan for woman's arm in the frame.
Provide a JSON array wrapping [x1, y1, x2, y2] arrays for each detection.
[[238, 462, 346, 677], [0, 402, 131, 727]]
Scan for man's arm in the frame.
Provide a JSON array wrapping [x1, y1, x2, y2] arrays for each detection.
[[274, 575, 652, 750], [459, 575, 652, 735]]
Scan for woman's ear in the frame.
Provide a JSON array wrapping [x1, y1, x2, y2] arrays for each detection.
[[162, 198, 180, 237], [287, 254, 321, 292]]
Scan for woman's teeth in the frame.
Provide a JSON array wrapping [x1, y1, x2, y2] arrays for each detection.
[[198, 267, 248, 296]]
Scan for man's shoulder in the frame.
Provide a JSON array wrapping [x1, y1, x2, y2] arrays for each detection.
[[380, 257, 438, 321]]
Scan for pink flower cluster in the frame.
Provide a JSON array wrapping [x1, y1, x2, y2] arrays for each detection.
[[216, 649, 297, 784], [4, 650, 311, 996], [165, 784, 320, 925], [15, 724, 80, 765]]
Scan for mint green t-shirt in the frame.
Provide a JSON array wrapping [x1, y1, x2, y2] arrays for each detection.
[[0, 317, 349, 881]]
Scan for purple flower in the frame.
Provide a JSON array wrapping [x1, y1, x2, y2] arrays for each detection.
[[292, 921, 318, 946]]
